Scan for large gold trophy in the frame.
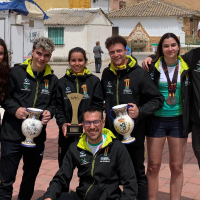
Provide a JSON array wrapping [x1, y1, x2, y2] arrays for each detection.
[[67, 93, 84, 135]]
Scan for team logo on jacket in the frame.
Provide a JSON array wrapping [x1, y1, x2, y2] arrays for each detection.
[[64, 87, 71, 99], [80, 150, 86, 157], [123, 79, 132, 94], [106, 81, 113, 94], [100, 147, 110, 163], [21, 78, 31, 91], [80, 157, 90, 165], [195, 60, 200, 72], [82, 85, 90, 99], [41, 79, 50, 95], [185, 73, 190, 86]]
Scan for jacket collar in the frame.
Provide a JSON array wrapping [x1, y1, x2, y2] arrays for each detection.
[[22, 58, 53, 78], [109, 55, 136, 75], [77, 128, 116, 152], [66, 67, 91, 77], [155, 56, 189, 74]]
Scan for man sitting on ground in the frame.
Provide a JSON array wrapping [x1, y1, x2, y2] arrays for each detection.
[[38, 106, 137, 200]]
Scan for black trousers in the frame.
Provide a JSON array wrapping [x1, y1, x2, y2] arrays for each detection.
[[95, 58, 101, 73], [125, 143, 148, 200], [192, 124, 200, 168], [58, 136, 76, 168], [38, 192, 80, 200], [0, 140, 44, 200]]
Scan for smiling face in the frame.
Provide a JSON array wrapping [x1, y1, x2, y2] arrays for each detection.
[[108, 43, 127, 67], [162, 37, 180, 61], [0, 45, 4, 64], [31, 48, 51, 71], [69, 52, 87, 74], [83, 111, 105, 144]]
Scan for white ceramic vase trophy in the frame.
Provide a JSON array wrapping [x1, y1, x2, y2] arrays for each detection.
[[110, 104, 135, 144], [21, 108, 43, 148]]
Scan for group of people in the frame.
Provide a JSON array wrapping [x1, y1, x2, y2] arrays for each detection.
[[0, 22, 200, 200]]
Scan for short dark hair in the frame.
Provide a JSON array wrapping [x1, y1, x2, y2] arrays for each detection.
[[68, 47, 88, 62], [83, 106, 103, 121], [153, 33, 180, 62], [105, 35, 127, 49]]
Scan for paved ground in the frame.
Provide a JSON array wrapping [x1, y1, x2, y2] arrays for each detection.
[[1, 54, 200, 199]]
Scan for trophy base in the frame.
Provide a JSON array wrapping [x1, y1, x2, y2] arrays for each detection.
[[121, 137, 136, 144], [67, 125, 83, 136], [21, 140, 36, 148]]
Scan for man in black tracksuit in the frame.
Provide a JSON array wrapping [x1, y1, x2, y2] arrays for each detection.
[[0, 37, 58, 200], [101, 36, 164, 200], [39, 106, 138, 200]]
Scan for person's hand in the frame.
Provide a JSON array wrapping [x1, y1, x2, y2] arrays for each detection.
[[141, 57, 152, 72], [128, 103, 139, 118], [44, 198, 52, 200], [15, 107, 29, 120], [62, 123, 71, 138], [41, 110, 51, 125]]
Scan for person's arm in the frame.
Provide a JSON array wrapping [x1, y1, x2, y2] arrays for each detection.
[[116, 142, 138, 199], [138, 70, 164, 119], [100, 47, 104, 54], [141, 54, 156, 72], [91, 78, 104, 110], [55, 84, 69, 129], [43, 147, 75, 200], [2, 70, 21, 115]]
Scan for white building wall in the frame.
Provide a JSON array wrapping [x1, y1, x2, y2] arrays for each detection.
[[44, 25, 88, 62], [91, 0, 109, 13], [87, 24, 112, 63], [110, 17, 184, 36], [22, 15, 44, 60]]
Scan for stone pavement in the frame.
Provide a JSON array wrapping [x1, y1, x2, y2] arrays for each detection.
[[3, 119, 199, 200]]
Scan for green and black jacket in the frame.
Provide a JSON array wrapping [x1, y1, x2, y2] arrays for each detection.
[[44, 128, 138, 200], [147, 56, 192, 136], [55, 67, 103, 147], [1, 58, 58, 143], [101, 56, 164, 146]]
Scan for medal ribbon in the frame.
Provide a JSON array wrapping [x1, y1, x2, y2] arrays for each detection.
[[162, 59, 179, 99]]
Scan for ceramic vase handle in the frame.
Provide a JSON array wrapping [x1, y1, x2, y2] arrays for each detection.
[[127, 105, 135, 120], [109, 109, 114, 121]]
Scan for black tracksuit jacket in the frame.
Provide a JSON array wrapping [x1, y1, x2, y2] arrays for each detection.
[[43, 128, 138, 200], [55, 68, 103, 147], [101, 56, 164, 146], [181, 48, 200, 127], [0, 60, 58, 143]]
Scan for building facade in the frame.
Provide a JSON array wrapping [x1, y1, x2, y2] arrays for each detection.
[[109, 0, 200, 52]]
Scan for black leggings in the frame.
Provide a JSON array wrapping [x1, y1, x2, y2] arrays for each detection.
[[38, 192, 80, 200]]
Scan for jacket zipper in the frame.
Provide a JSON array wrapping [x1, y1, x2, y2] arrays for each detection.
[[76, 77, 79, 93], [33, 81, 39, 108], [84, 152, 99, 200], [116, 75, 120, 105]]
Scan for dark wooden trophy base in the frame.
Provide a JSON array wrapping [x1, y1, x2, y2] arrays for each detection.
[[67, 125, 83, 136]]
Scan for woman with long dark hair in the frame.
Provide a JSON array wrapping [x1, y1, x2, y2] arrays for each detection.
[[0, 39, 10, 105], [143, 33, 191, 199]]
